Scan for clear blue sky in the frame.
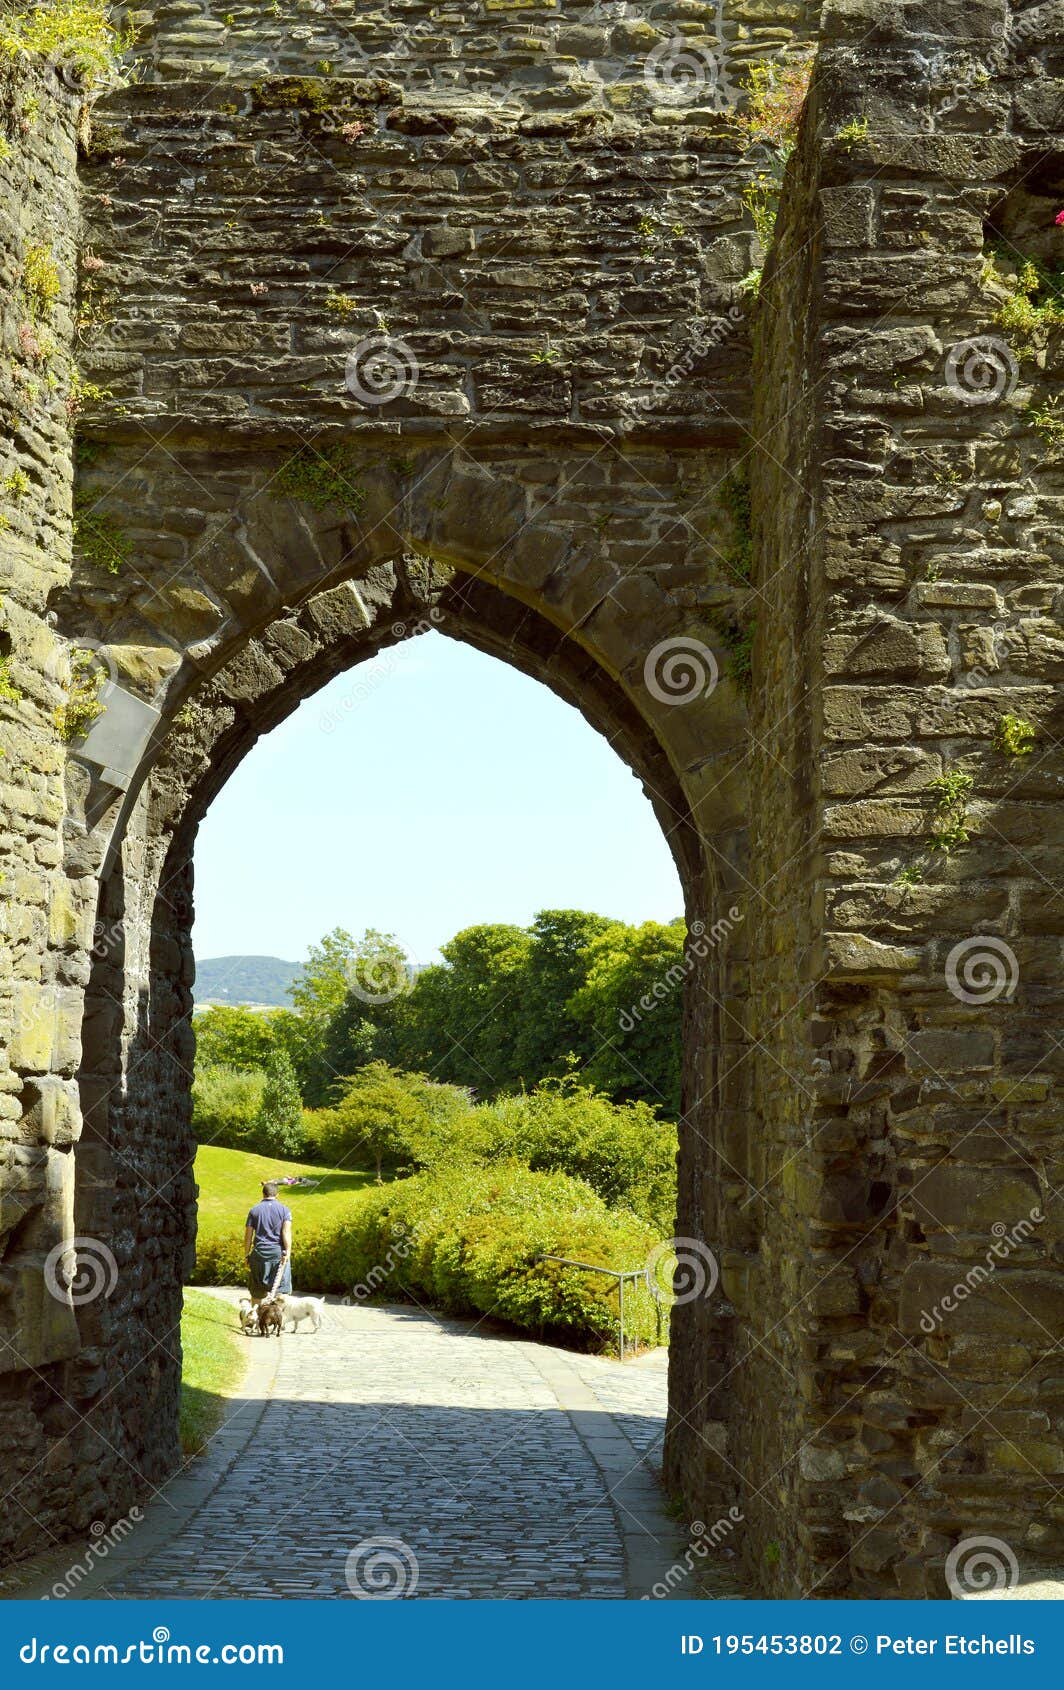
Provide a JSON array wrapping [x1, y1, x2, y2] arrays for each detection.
[[193, 631, 684, 966]]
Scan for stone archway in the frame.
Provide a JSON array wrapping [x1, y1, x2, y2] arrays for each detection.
[[56, 440, 751, 1578]]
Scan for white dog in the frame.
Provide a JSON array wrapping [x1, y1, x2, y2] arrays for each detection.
[[275, 1293, 324, 1333], [237, 1297, 258, 1336]]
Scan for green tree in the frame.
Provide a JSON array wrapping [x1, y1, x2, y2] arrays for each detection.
[[264, 1007, 318, 1100], [193, 1005, 277, 1071], [511, 909, 613, 1083], [321, 930, 411, 1081], [320, 1061, 435, 1182], [253, 1049, 305, 1159], [287, 928, 361, 1104], [568, 919, 685, 1114], [289, 927, 359, 1029], [394, 923, 532, 1094]]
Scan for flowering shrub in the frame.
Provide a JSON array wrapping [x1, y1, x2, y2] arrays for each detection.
[[731, 56, 814, 162]]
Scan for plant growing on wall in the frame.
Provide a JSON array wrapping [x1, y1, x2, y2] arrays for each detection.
[[1025, 394, 1064, 444], [927, 769, 973, 854], [0, 1, 133, 83], [731, 57, 815, 158], [72, 488, 130, 574], [0, 656, 21, 705], [730, 55, 814, 295], [994, 712, 1036, 757], [719, 616, 755, 693], [719, 467, 752, 583], [65, 366, 112, 419], [21, 243, 61, 320], [272, 443, 367, 514], [54, 647, 107, 742], [985, 246, 1064, 348], [835, 116, 869, 150]]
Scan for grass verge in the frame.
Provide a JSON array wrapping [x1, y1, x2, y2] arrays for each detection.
[[179, 1288, 248, 1456]]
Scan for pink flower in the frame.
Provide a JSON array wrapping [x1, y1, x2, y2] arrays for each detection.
[[18, 322, 42, 360], [1056, 209, 1064, 226], [250, 282, 268, 297]]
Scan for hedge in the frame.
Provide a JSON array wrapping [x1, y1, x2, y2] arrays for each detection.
[[192, 1162, 666, 1351]]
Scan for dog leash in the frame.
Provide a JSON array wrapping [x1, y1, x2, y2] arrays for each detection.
[[268, 1255, 289, 1299]]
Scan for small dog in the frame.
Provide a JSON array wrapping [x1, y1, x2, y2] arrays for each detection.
[[257, 1296, 284, 1337], [237, 1297, 258, 1336], [278, 1294, 324, 1334]]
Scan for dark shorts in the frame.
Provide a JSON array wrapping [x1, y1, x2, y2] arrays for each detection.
[[248, 1248, 291, 1298]]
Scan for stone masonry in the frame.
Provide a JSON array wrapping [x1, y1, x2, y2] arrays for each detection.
[[0, 0, 1061, 1598]]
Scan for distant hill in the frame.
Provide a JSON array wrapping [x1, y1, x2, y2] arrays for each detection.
[[194, 956, 302, 1008]]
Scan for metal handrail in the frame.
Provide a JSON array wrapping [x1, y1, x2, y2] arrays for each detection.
[[535, 1254, 663, 1361]]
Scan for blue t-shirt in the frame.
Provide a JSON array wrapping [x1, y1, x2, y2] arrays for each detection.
[[246, 1198, 292, 1250]]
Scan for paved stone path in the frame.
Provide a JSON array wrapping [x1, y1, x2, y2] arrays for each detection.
[[21, 1294, 723, 1601]]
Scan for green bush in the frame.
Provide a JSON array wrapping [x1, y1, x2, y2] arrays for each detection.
[[490, 1082, 677, 1233], [403, 1079, 678, 1233], [193, 1163, 666, 1353], [191, 1064, 266, 1150]]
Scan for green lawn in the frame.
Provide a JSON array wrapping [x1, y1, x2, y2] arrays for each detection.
[[193, 1143, 377, 1246], [179, 1288, 248, 1455]]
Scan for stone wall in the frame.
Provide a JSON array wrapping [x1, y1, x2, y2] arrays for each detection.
[[722, 0, 1064, 1596], [121, 0, 818, 113], [0, 58, 102, 1550]]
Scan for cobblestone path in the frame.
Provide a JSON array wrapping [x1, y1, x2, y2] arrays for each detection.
[[36, 1296, 715, 1601]]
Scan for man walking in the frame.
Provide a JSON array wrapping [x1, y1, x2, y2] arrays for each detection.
[[244, 1181, 293, 1303]]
